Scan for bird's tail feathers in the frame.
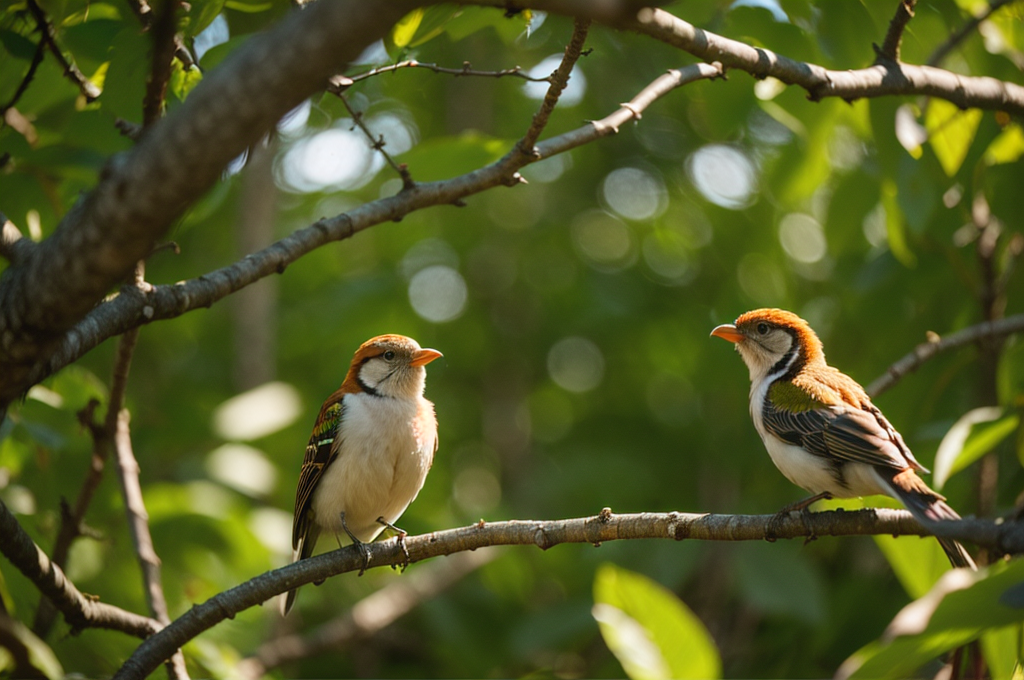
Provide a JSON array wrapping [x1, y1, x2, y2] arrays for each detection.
[[883, 469, 976, 571], [281, 525, 320, 616]]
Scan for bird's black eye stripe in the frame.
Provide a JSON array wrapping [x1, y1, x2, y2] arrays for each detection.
[[383, 350, 396, 361], [756, 322, 769, 335]]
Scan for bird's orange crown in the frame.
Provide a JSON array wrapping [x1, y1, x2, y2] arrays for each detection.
[[734, 308, 826, 365]]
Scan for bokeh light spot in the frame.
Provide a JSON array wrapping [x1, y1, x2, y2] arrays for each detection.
[[409, 265, 468, 323], [686, 145, 757, 210], [523, 56, 587, 107], [601, 167, 668, 221], [548, 337, 605, 393], [213, 381, 302, 441], [572, 210, 635, 272], [453, 467, 501, 515], [206, 443, 278, 497], [778, 213, 827, 264]]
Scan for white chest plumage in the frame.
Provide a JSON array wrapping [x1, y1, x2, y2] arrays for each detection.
[[310, 391, 437, 543], [748, 376, 888, 499]]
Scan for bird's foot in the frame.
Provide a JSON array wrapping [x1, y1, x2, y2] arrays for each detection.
[[765, 492, 833, 543], [377, 516, 410, 572], [340, 512, 371, 576]]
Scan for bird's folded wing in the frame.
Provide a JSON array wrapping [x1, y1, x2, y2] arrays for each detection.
[[762, 401, 910, 471], [292, 400, 345, 549]]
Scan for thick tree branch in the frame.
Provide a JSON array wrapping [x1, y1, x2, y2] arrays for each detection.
[[238, 549, 497, 678], [20, 62, 722, 394], [0, 213, 35, 266], [0, 498, 160, 639], [928, 0, 1019, 67], [621, 8, 1024, 116], [866, 313, 1024, 397], [879, 0, 918, 63], [115, 507, 1007, 679], [0, 0, 418, 411]]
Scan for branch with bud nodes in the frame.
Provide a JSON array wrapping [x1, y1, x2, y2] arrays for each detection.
[[112, 506, 1019, 680], [338, 59, 553, 88]]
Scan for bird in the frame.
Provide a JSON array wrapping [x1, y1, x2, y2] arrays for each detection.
[[282, 334, 443, 615], [710, 308, 975, 569]]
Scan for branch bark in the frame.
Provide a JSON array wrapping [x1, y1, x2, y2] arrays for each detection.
[[621, 7, 1024, 116], [0, 498, 160, 639], [17, 62, 722, 396], [238, 549, 497, 677], [879, 0, 918, 63], [0, 0, 418, 411], [866, 313, 1024, 397], [113, 506, 1013, 679]]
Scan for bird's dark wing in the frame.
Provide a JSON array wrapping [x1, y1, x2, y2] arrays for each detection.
[[291, 399, 345, 551], [762, 400, 910, 471]]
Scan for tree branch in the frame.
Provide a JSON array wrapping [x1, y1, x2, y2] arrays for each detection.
[[0, 35, 46, 116], [0, 498, 160, 639], [516, 16, 591, 158], [115, 506, 1009, 680], [621, 7, 1024, 116], [34, 324, 141, 636], [879, 0, 918, 63], [341, 59, 552, 86], [18, 62, 722, 396], [0, 0, 418, 411], [238, 549, 497, 677], [866, 313, 1024, 397], [332, 91, 415, 190], [142, 0, 181, 127], [0, 213, 35, 266], [113, 408, 189, 679], [927, 0, 1019, 67], [24, 0, 101, 101]]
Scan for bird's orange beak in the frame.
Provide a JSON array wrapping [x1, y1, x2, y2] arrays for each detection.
[[710, 324, 744, 344], [410, 348, 443, 367]]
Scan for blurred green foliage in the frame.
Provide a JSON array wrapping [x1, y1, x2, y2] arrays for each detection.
[[1, 0, 1023, 677]]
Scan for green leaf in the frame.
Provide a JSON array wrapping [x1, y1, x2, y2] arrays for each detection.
[[0, 615, 65, 680], [593, 563, 721, 680], [101, 27, 150, 120], [223, 0, 272, 13], [927, 98, 983, 177], [985, 124, 1024, 166], [392, 9, 425, 49], [184, 0, 226, 39], [934, 407, 1019, 489], [169, 60, 203, 104], [199, 34, 250, 72], [982, 625, 1023, 680], [841, 560, 1024, 680]]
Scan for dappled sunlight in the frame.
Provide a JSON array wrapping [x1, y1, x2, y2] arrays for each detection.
[[601, 167, 668, 221], [409, 265, 468, 323], [571, 210, 636, 272], [206, 444, 278, 497], [212, 381, 302, 441], [686, 144, 758, 209], [547, 337, 605, 393]]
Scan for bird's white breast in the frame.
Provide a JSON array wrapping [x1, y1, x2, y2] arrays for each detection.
[[310, 392, 436, 543], [749, 376, 888, 499]]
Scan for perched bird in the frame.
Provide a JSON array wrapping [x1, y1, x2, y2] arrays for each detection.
[[711, 308, 975, 569], [283, 334, 442, 615]]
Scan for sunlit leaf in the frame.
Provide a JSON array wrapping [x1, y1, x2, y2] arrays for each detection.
[[982, 625, 1023, 680], [840, 560, 1024, 680], [593, 563, 721, 680], [392, 9, 425, 49], [935, 407, 1019, 489], [985, 124, 1024, 165], [927, 98, 983, 177]]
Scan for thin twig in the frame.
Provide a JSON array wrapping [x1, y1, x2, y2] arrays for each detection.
[[878, 0, 918, 62], [341, 59, 552, 87], [0, 36, 46, 116], [113, 408, 189, 679], [238, 549, 497, 677], [115, 506, 1015, 679], [928, 0, 1019, 66], [516, 17, 591, 159], [20, 62, 723, 394], [330, 89, 414, 190], [0, 498, 161, 639], [866, 313, 1024, 397], [24, 0, 101, 101], [143, 0, 181, 127], [33, 323, 141, 637]]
